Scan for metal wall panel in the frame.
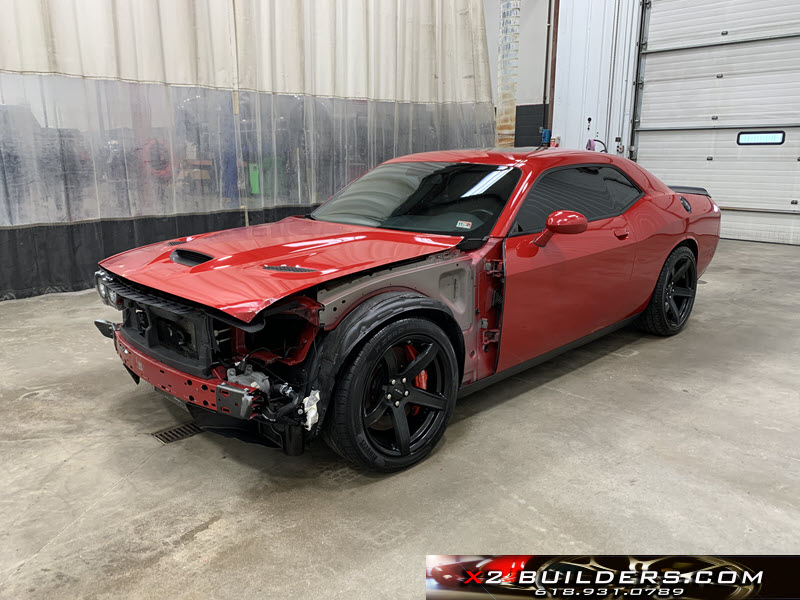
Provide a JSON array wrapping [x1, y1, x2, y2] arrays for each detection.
[[551, 0, 641, 151], [718, 211, 800, 245], [637, 127, 800, 212], [634, 0, 800, 244], [646, 0, 800, 51], [640, 38, 800, 128]]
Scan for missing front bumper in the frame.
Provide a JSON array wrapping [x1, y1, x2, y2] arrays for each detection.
[[112, 329, 315, 455]]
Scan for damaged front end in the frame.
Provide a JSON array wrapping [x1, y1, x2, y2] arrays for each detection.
[[94, 269, 322, 455]]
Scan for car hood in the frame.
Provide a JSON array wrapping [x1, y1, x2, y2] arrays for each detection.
[[99, 216, 462, 323]]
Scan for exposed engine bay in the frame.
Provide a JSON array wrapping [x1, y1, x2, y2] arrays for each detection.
[[95, 269, 325, 454]]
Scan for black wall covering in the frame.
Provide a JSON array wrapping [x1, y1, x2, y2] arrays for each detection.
[[0, 205, 315, 300], [514, 104, 549, 147]]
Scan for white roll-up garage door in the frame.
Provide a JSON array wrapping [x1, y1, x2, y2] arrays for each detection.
[[632, 0, 800, 244]]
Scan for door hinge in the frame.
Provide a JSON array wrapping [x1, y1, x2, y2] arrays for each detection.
[[484, 259, 504, 277], [482, 329, 500, 344]]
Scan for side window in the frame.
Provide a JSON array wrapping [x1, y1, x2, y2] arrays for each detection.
[[601, 166, 641, 212], [513, 165, 641, 233]]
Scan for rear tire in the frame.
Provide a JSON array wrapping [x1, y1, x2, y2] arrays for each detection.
[[638, 246, 697, 336], [322, 317, 458, 472]]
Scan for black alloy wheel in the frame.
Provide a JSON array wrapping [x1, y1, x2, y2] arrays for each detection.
[[362, 334, 449, 456], [639, 245, 698, 336], [323, 317, 458, 471], [663, 254, 696, 328]]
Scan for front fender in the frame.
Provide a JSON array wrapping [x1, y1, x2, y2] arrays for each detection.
[[311, 291, 464, 425]]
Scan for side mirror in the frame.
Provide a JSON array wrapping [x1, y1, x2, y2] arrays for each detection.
[[533, 210, 588, 247]]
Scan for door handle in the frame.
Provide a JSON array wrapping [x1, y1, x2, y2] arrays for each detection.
[[613, 228, 630, 240]]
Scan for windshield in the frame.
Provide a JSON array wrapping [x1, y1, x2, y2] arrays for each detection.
[[311, 161, 522, 238]]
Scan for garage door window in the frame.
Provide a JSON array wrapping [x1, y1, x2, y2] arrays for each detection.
[[737, 131, 785, 146], [512, 165, 642, 234]]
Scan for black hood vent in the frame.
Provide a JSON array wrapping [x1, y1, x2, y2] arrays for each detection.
[[171, 249, 213, 266], [263, 265, 318, 273], [167, 240, 187, 246]]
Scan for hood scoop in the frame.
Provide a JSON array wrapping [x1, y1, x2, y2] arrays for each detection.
[[167, 240, 187, 246], [171, 249, 213, 267], [263, 264, 319, 273]]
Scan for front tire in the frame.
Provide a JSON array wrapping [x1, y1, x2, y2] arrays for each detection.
[[638, 245, 698, 336], [323, 317, 459, 471]]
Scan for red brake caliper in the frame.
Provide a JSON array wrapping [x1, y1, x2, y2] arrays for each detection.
[[404, 345, 427, 416]]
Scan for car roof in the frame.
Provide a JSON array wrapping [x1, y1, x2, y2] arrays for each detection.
[[385, 147, 609, 167]]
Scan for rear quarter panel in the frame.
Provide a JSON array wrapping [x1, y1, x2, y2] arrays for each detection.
[[686, 193, 721, 275], [628, 191, 720, 312]]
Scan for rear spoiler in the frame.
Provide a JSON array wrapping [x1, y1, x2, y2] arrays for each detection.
[[669, 185, 711, 197]]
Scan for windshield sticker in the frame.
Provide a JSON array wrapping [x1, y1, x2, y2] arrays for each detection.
[[456, 220, 473, 229]]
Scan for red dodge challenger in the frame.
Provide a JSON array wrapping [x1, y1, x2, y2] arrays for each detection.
[[95, 148, 720, 471]]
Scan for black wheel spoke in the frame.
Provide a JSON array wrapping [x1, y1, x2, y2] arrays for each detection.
[[407, 388, 447, 411], [359, 329, 453, 461], [364, 403, 388, 428], [673, 286, 694, 298], [381, 347, 400, 374], [668, 297, 680, 320], [399, 343, 438, 380], [390, 406, 411, 455], [673, 259, 690, 282]]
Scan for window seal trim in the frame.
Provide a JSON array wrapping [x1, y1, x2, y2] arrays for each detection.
[[506, 162, 644, 238]]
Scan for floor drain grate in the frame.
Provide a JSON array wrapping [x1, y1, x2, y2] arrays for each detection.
[[152, 422, 203, 444]]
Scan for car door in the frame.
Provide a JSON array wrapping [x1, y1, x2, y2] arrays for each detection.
[[497, 164, 642, 372]]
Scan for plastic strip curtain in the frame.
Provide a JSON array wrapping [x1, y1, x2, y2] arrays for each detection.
[[0, 0, 496, 228]]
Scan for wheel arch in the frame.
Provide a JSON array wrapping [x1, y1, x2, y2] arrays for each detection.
[[674, 236, 698, 262], [314, 291, 465, 404], [403, 307, 465, 383], [636, 237, 699, 316]]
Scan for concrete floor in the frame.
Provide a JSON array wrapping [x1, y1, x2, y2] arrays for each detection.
[[0, 239, 798, 599]]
